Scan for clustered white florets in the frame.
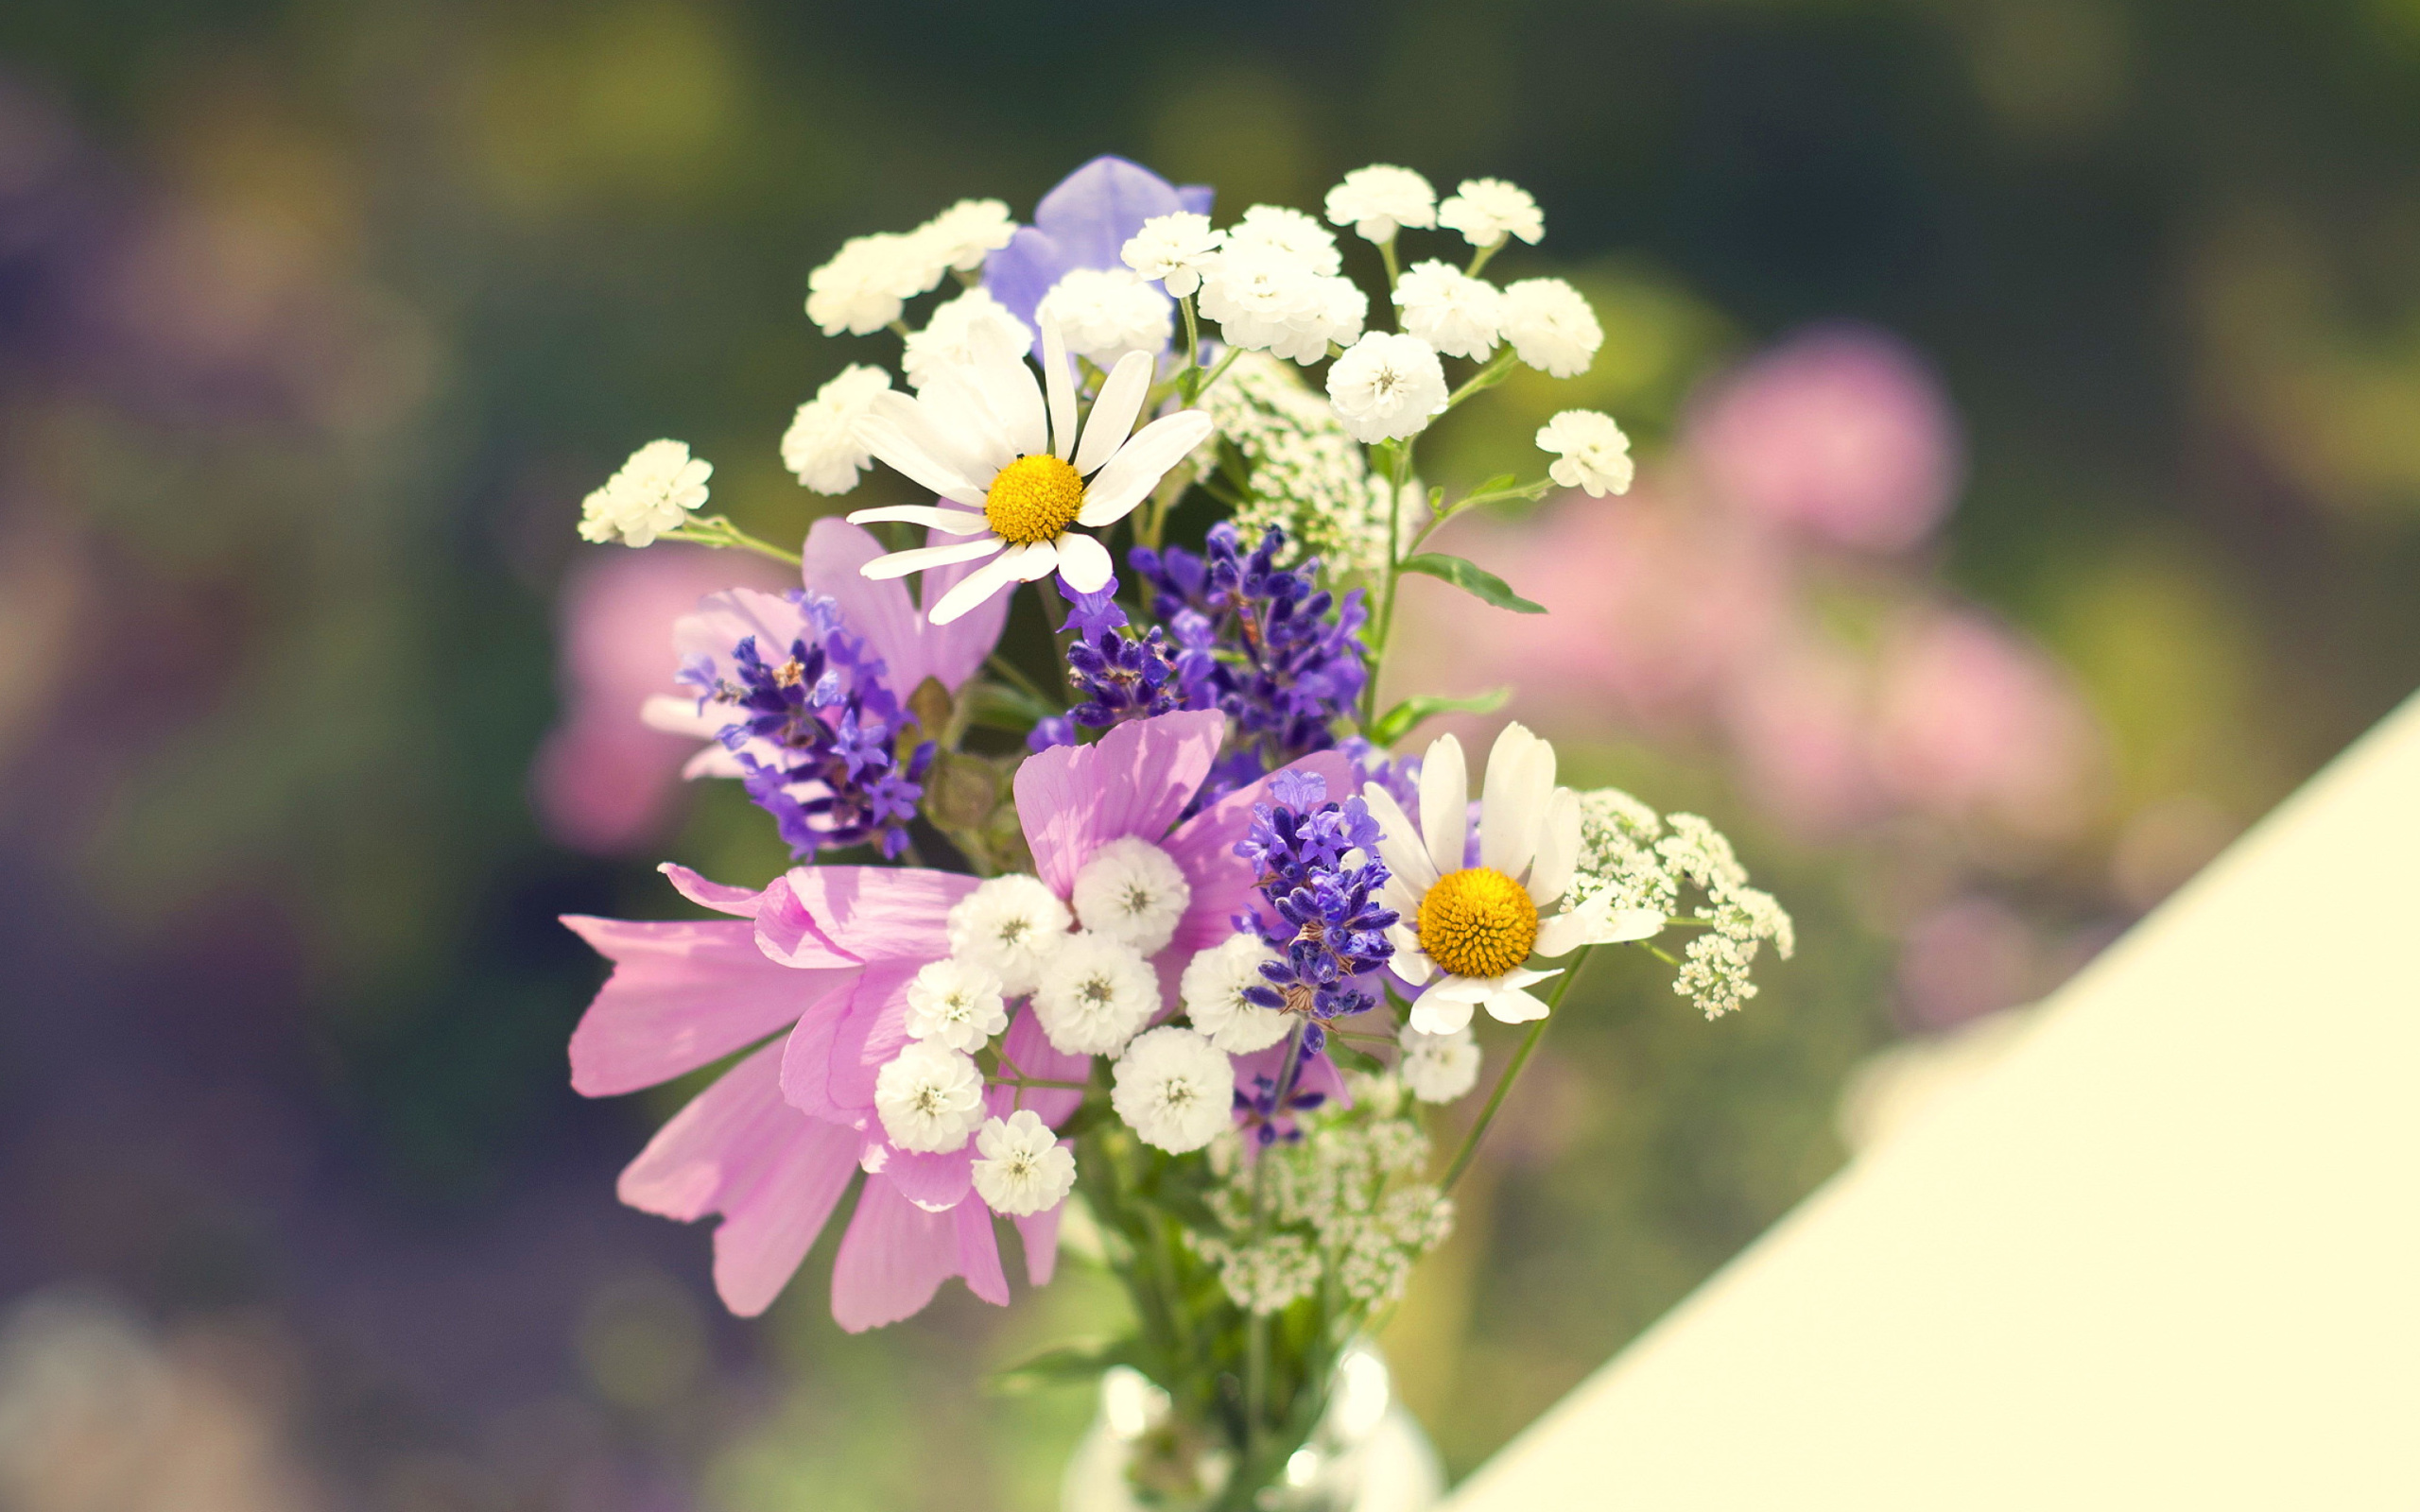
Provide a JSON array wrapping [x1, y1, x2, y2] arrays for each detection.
[[1180, 933, 1292, 1053], [1565, 789, 1796, 1018], [1111, 1025, 1236, 1153], [873, 1039, 987, 1153], [904, 957, 1010, 1053], [1195, 352, 1393, 581], [1197, 242, 1369, 366], [579, 439, 711, 547], [972, 1109, 1077, 1216], [1393, 260, 1504, 361], [902, 287, 1031, 390], [1397, 1025, 1482, 1103], [1121, 212, 1225, 298], [1535, 410, 1634, 498], [1325, 331, 1450, 444], [1438, 178, 1545, 249], [781, 365, 892, 494], [1324, 164, 1437, 243], [1036, 267, 1173, 366], [1071, 836, 1193, 956], [804, 198, 1015, 336], [1031, 931, 1161, 1056], [946, 874, 1074, 997], [1500, 277, 1602, 378]]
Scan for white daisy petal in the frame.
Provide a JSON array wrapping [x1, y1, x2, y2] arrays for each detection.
[[856, 400, 988, 507], [1419, 734, 1469, 879], [1527, 787, 1582, 904], [1408, 993, 1475, 1036], [928, 549, 1024, 625], [1055, 530, 1114, 593], [1074, 351, 1155, 476], [1007, 540, 1060, 580], [1537, 901, 1667, 957], [1483, 988, 1552, 1024], [1360, 783, 1441, 892], [911, 370, 1017, 479], [970, 338, 1047, 459], [1480, 723, 1547, 877], [1076, 410, 1217, 527], [1042, 317, 1080, 460], [1378, 874, 1421, 923], [856, 535, 1004, 580], [1422, 976, 1498, 1005], [842, 503, 991, 536]]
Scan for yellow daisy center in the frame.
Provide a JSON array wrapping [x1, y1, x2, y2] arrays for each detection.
[[984, 454, 1085, 545], [1417, 867, 1539, 980]]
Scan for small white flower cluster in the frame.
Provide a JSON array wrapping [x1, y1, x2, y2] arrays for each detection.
[[779, 365, 891, 494], [1192, 1075, 1454, 1314], [1535, 409, 1634, 498], [1565, 789, 1796, 1018], [1193, 351, 1393, 581], [804, 198, 1016, 337], [578, 439, 712, 547], [1170, 204, 1369, 367]]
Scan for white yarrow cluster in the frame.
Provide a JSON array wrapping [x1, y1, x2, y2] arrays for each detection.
[[780, 365, 892, 493], [1392, 260, 1504, 360], [1197, 247, 1368, 366], [946, 874, 1074, 997], [1070, 836, 1193, 956], [1111, 1026, 1235, 1153], [1121, 212, 1225, 298], [578, 439, 711, 547], [1397, 1025, 1481, 1103], [1325, 331, 1449, 443], [1565, 790, 1795, 1018], [1323, 164, 1437, 242], [873, 1040, 987, 1153], [1500, 277, 1602, 378], [904, 957, 1010, 1053], [804, 198, 1016, 337], [919, 198, 1017, 272], [1195, 352, 1393, 581], [972, 1109, 1077, 1216], [1035, 267, 1173, 366], [902, 287, 1031, 390], [1180, 933, 1291, 1053], [1535, 409, 1634, 497], [1226, 204, 1342, 275], [1031, 932, 1160, 1056], [1437, 178, 1544, 249]]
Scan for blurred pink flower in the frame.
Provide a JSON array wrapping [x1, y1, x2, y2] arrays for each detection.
[[1687, 323, 1962, 553], [1869, 609, 2100, 838], [1895, 894, 2038, 1030], [1720, 635, 1882, 834], [530, 544, 787, 855]]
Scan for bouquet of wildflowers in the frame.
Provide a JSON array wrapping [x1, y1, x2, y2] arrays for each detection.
[[564, 156, 1789, 1509]]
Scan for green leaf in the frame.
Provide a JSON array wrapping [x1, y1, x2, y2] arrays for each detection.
[[1397, 553, 1547, 614], [989, 1338, 1143, 1396], [1370, 687, 1513, 747]]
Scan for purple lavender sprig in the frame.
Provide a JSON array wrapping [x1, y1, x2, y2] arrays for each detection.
[[1232, 769, 1397, 1047]]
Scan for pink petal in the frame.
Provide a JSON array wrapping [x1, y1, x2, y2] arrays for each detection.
[[1015, 710, 1227, 896], [831, 1178, 968, 1332], [786, 959, 922, 1115], [883, 1143, 976, 1211], [613, 1042, 860, 1317], [1160, 750, 1359, 957], [659, 863, 767, 918], [804, 519, 1008, 698], [956, 1197, 1010, 1307], [562, 916, 853, 1096], [1015, 1200, 1064, 1288], [778, 866, 978, 963], [752, 874, 864, 968], [990, 1006, 1092, 1127]]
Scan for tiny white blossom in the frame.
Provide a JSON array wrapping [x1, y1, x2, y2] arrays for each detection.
[[1500, 278, 1601, 379], [1325, 331, 1449, 444], [1031, 932, 1161, 1057], [1070, 836, 1193, 956], [1198, 249, 1365, 366], [1437, 178, 1544, 250], [915, 198, 1016, 272], [1398, 1025, 1482, 1103], [902, 286, 1032, 390], [578, 439, 711, 547], [1112, 1025, 1235, 1153], [1122, 212, 1225, 299], [1035, 266, 1172, 366], [1324, 164, 1437, 242], [805, 232, 949, 336], [1226, 204, 1342, 276], [971, 1109, 1077, 1216], [1180, 933, 1291, 1053], [1392, 260, 1505, 360], [873, 1040, 986, 1153], [945, 874, 1074, 997], [904, 957, 1010, 1053], [779, 365, 892, 494], [1535, 409, 1634, 497]]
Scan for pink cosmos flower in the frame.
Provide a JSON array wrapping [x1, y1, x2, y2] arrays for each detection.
[[1869, 609, 2100, 840], [563, 711, 1353, 1329], [1686, 322, 1963, 554]]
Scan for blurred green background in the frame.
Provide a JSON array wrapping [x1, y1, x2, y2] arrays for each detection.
[[3, 1, 2418, 1507]]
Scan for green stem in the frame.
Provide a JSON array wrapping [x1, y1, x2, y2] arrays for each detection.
[[1466, 241, 1501, 278], [1439, 947, 1595, 1194], [1195, 345, 1243, 397], [1378, 235, 1402, 291], [1443, 349, 1519, 412], [1363, 438, 1415, 726], [1179, 296, 1201, 397], [984, 653, 1053, 706], [662, 516, 801, 565]]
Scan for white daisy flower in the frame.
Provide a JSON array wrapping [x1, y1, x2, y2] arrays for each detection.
[[578, 439, 711, 547], [1323, 164, 1438, 243], [1437, 178, 1545, 250], [945, 874, 1074, 997], [1111, 1026, 1236, 1153], [1071, 835, 1193, 956], [1397, 1024, 1481, 1104], [779, 365, 892, 494], [804, 232, 946, 336], [1180, 933, 1291, 1053], [1122, 212, 1225, 298], [1363, 724, 1666, 1036], [916, 198, 1016, 272], [1535, 410, 1634, 497], [904, 956, 1010, 1053], [1035, 267, 1173, 366], [844, 317, 1216, 624], [1325, 331, 1449, 444], [1500, 278, 1601, 378], [1032, 932, 1161, 1057], [902, 287, 1032, 391], [1226, 204, 1343, 276], [1392, 260, 1505, 361], [972, 1109, 1077, 1216], [873, 1040, 987, 1153], [1197, 249, 1367, 366]]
